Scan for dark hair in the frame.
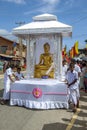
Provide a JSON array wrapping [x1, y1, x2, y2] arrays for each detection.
[[5, 62, 11, 69], [17, 67, 21, 71], [69, 63, 75, 68], [63, 60, 67, 63]]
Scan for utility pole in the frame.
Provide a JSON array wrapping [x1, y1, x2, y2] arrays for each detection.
[[15, 22, 25, 66]]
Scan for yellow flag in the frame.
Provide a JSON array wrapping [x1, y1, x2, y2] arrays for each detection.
[[86, 43, 87, 49], [74, 41, 79, 55]]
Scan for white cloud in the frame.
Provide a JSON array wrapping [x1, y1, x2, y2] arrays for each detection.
[[0, 29, 16, 41], [41, 0, 60, 13], [24, 0, 60, 15], [2, 0, 26, 4], [42, 0, 60, 5], [64, 0, 74, 7], [0, 29, 10, 35]]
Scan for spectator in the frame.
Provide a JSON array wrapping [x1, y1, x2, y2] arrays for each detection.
[[0, 62, 16, 105], [66, 63, 80, 112], [15, 67, 24, 80]]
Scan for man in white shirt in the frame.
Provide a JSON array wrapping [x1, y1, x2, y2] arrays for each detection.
[[1, 62, 15, 105], [66, 63, 79, 112], [70, 60, 81, 108]]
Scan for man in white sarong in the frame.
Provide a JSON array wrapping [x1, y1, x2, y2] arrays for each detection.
[[66, 63, 79, 112]]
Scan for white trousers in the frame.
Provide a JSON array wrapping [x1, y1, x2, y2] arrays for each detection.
[[69, 87, 80, 105], [3, 82, 11, 100]]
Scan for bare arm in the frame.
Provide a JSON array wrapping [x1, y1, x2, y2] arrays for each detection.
[[8, 75, 14, 82], [67, 79, 77, 87]]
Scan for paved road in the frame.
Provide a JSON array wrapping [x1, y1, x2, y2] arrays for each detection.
[[0, 77, 87, 130]]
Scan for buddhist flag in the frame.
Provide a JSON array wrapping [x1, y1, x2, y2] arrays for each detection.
[[74, 41, 79, 55]]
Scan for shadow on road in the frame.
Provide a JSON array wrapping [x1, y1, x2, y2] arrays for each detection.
[[42, 122, 67, 130], [0, 89, 3, 98]]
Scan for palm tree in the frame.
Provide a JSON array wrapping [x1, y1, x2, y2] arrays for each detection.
[[85, 39, 87, 43]]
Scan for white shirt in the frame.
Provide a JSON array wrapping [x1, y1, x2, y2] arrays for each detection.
[[74, 64, 81, 74], [4, 67, 13, 84], [74, 64, 81, 84], [66, 70, 78, 89], [15, 72, 24, 80]]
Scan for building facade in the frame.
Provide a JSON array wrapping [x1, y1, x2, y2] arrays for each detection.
[[0, 36, 26, 67]]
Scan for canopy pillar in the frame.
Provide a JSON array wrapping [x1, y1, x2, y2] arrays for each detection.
[[59, 36, 62, 78], [26, 35, 36, 79], [26, 36, 31, 79], [53, 34, 62, 79]]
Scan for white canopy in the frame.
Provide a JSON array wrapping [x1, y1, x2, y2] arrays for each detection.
[[12, 13, 72, 79], [13, 13, 72, 38]]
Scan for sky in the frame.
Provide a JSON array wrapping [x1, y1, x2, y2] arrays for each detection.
[[0, 0, 87, 51]]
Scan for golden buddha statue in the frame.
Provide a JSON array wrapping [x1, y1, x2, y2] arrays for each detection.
[[34, 42, 54, 78]]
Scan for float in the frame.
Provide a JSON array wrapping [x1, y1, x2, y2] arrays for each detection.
[[10, 13, 72, 109]]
